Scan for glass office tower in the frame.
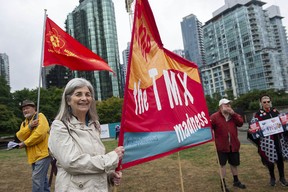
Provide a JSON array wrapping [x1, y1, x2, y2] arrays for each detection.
[[181, 14, 205, 67], [66, 0, 122, 100], [0, 53, 10, 86]]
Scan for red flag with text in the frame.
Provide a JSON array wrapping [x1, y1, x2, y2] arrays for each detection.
[[118, 0, 213, 170], [43, 17, 113, 72]]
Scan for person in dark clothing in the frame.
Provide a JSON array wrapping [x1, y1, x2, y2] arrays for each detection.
[[211, 98, 246, 192], [115, 125, 120, 140], [248, 95, 288, 187]]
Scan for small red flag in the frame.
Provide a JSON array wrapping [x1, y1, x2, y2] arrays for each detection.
[[43, 17, 113, 72]]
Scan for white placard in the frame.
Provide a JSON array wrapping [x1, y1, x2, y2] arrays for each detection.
[[100, 124, 110, 138], [259, 117, 284, 137]]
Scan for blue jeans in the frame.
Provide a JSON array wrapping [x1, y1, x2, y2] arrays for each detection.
[[31, 156, 51, 192]]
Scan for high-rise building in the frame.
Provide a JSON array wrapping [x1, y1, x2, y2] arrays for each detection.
[[266, 5, 288, 91], [201, 0, 288, 97], [63, 0, 122, 100], [119, 63, 126, 92], [172, 49, 185, 58], [43, 66, 73, 89], [181, 14, 205, 67], [121, 42, 130, 86], [0, 53, 10, 85], [201, 59, 237, 97]]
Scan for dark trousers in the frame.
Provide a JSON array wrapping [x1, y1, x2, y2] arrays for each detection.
[[268, 134, 285, 179]]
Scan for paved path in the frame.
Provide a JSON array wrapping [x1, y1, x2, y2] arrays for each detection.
[[238, 123, 250, 144]]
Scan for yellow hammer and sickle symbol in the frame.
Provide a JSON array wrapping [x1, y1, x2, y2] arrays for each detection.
[[50, 35, 60, 48]]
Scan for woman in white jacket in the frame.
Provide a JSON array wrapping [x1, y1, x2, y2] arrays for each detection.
[[48, 78, 124, 192]]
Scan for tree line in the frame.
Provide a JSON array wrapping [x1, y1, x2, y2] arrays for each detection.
[[205, 89, 288, 114], [0, 77, 123, 134], [0, 76, 287, 134]]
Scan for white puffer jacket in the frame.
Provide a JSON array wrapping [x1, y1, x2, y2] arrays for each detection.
[[48, 117, 119, 192]]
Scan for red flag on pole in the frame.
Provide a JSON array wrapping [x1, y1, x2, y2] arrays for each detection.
[[43, 17, 113, 72], [118, 0, 213, 170]]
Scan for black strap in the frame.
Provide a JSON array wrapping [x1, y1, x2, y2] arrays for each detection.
[[61, 120, 72, 136], [48, 158, 57, 186]]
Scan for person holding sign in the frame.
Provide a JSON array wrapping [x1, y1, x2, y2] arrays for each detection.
[[211, 98, 246, 192], [248, 95, 288, 186], [48, 78, 124, 191]]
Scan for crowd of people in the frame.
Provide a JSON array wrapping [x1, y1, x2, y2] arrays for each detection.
[[14, 77, 288, 192], [211, 95, 288, 192]]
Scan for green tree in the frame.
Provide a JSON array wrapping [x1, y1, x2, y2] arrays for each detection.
[[232, 89, 288, 111], [0, 104, 21, 133], [11, 88, 37, 118], [225, 88, 234, 100], [0, 76, 12, 106], [11, 87, 63, 123], [96, 97, 123, 124], [37, 87, 63, 123], [205, 95, 218, 114]]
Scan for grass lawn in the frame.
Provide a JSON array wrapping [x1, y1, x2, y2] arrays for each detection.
[[1, 140, 288, 192]]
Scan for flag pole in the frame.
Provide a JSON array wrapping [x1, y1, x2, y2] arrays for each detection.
[[177, 152, 185, 192], [213, 140, 226, 192], [36, 9, 47, 117]]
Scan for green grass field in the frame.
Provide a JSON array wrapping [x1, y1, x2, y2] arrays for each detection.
[[1, 140, 288, 191]]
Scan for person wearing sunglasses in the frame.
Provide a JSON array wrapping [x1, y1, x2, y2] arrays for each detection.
[[249, 95, 288, 187]]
